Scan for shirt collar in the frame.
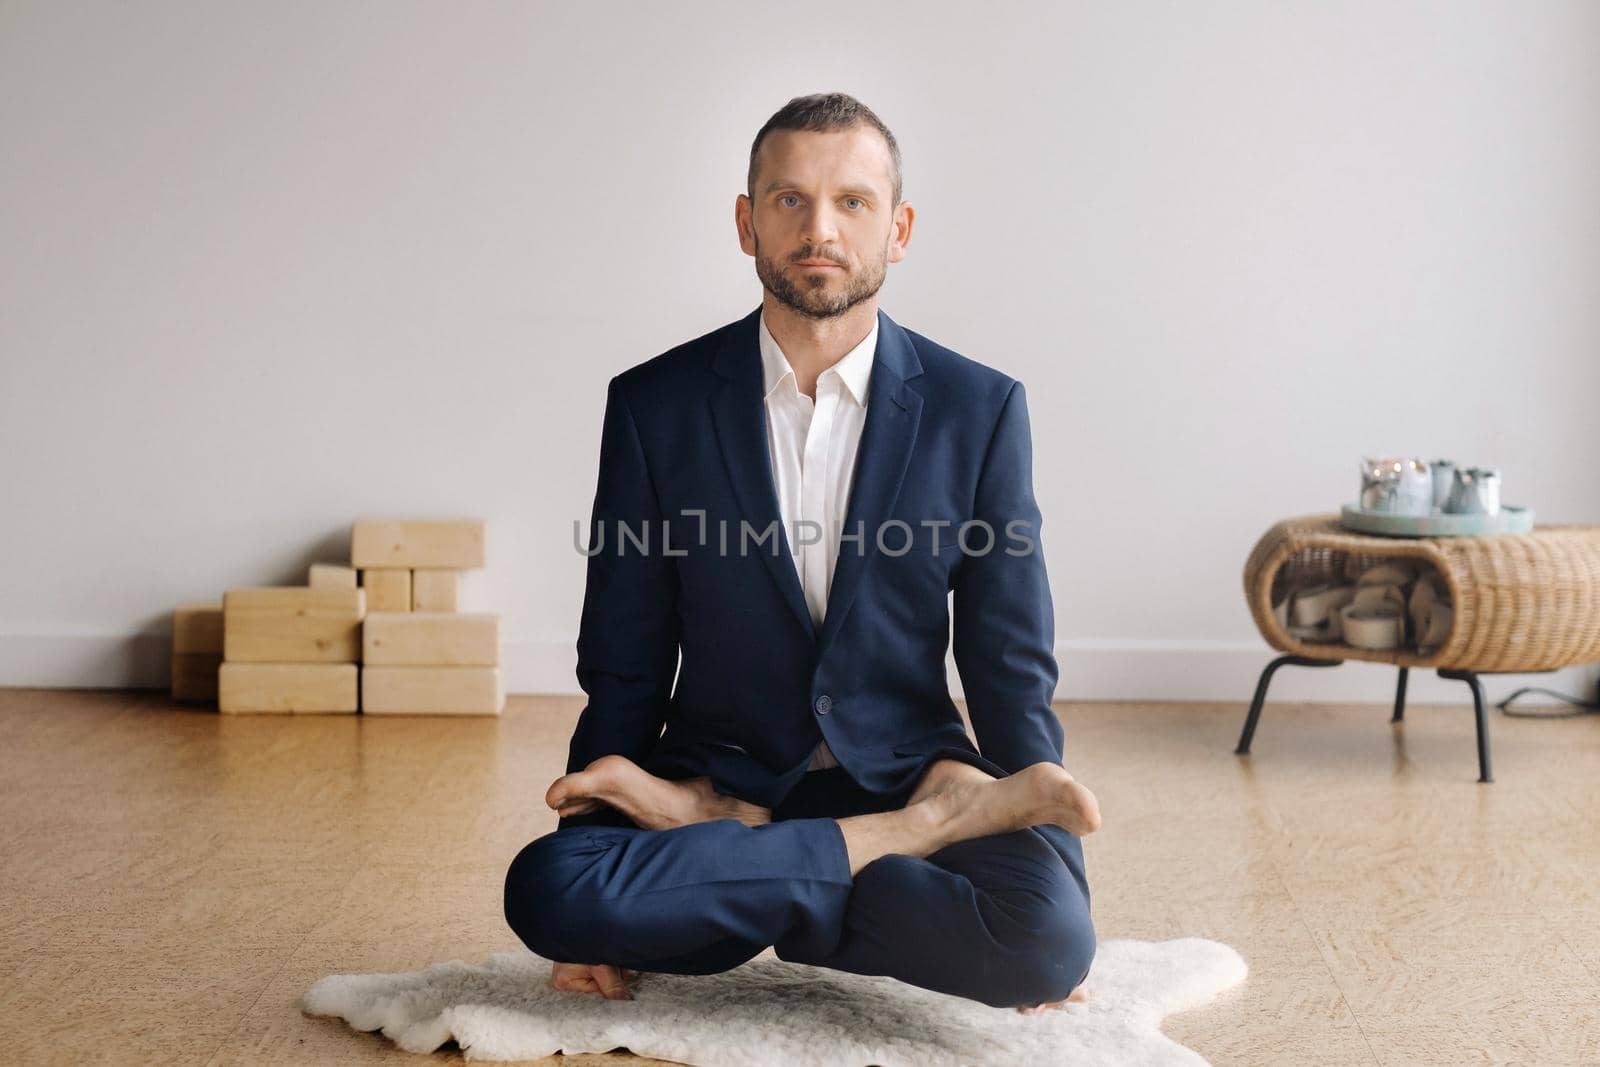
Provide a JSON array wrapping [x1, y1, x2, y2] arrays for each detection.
[[758, 311, 877, 406]]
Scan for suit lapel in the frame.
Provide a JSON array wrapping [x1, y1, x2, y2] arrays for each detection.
[[707, 306, 926, 651], [816, 310, 923, 653], [708, 309, 816, 640]]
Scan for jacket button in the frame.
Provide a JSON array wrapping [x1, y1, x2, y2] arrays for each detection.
[[814, 694, 833, 715]]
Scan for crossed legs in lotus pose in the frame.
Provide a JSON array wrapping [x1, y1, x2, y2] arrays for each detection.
[[533, 753, 1102, 1014]]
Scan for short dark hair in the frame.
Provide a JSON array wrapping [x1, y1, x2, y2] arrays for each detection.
[[747, 92, 903, 207]]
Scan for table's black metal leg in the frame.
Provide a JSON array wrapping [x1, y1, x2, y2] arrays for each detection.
[[1391, 666, 1409, 723], [1438, 668, 1493, 783], [1237, 655, 1344, 755]]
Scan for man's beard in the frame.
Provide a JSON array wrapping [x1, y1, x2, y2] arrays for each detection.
[[754, 239, 888, 320]]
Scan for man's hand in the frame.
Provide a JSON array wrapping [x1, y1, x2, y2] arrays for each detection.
[[551, 961, 636, 1000]]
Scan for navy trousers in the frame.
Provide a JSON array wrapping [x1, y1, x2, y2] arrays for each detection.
[[503, 758, 1096, 1009]]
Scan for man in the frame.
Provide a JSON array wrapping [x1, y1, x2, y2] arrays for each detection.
[[504, 92, 1102, 1014]]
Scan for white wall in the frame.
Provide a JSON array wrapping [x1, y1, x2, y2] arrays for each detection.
[[4, 1, 1598, 706]]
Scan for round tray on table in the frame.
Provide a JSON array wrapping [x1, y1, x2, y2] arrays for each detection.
[[1338, 504, 1534, 538]]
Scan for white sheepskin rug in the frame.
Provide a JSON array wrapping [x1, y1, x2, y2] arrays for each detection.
[[302, 937, 1247, 1066]]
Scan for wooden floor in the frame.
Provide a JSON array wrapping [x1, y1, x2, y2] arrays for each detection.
[[3, 689, 1598, 1066]]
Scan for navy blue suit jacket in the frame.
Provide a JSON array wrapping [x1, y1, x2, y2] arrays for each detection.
[[562, 306, 1065, 829]]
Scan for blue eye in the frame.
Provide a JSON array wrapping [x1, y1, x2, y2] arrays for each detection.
[[845, 198, 863, 210], [780, 195, 800, 208]]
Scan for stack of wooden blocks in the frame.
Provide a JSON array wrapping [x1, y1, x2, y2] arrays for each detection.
[[218, 582, 364, 713], [354, 518, 504, 716], [170, 518, 503, 716]]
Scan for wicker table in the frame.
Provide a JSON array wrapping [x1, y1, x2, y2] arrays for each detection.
[[1238, 514, 1600, 782]]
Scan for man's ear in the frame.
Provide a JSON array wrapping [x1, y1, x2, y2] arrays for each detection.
[[886, 200, 915, 264], [735, 194, 756, 257]]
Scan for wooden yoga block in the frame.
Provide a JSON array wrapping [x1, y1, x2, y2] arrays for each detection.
[[171, 651, 221, 703], [222, 587, 365, 663], [362, 569, 411, 613], [411, 568, 459, 612], [361, 665, 504, 716], [363, 612, 499, 666], [352, 519, 485, 570], [218, 663, 359, 714], [309, 563, 358, 589], [172, 602, 223, 655]]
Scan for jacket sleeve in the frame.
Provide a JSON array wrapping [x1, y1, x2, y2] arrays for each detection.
[[565, 375, 682, 783], [950, 380, 1065, 775]]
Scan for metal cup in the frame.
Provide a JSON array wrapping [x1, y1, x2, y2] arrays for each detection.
[[1473, 467, 1501, 515], [1430, 459, 1455, 511], [1360, 457, 1431, 515], [1444, 467, 1502, 515], [1360, 458, 1398, 512]]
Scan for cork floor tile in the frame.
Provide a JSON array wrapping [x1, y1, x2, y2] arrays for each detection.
[[6, 689, 1600, 1065]]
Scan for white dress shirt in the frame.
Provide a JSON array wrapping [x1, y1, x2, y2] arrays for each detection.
[[758, 311, 878, 772]]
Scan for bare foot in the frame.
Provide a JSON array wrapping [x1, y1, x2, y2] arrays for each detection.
[[905, 757, 997, 807], [1018, 981, 1088, 1014], [551, 962, 635, 1000], [923, 762, 1102, 839], [545, 754, 772, 830]]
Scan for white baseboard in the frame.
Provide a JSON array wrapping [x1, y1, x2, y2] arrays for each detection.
[[1044, 639, 1598, 706], [0, 632, 173, 691], [2, 632, 1594, 707]]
